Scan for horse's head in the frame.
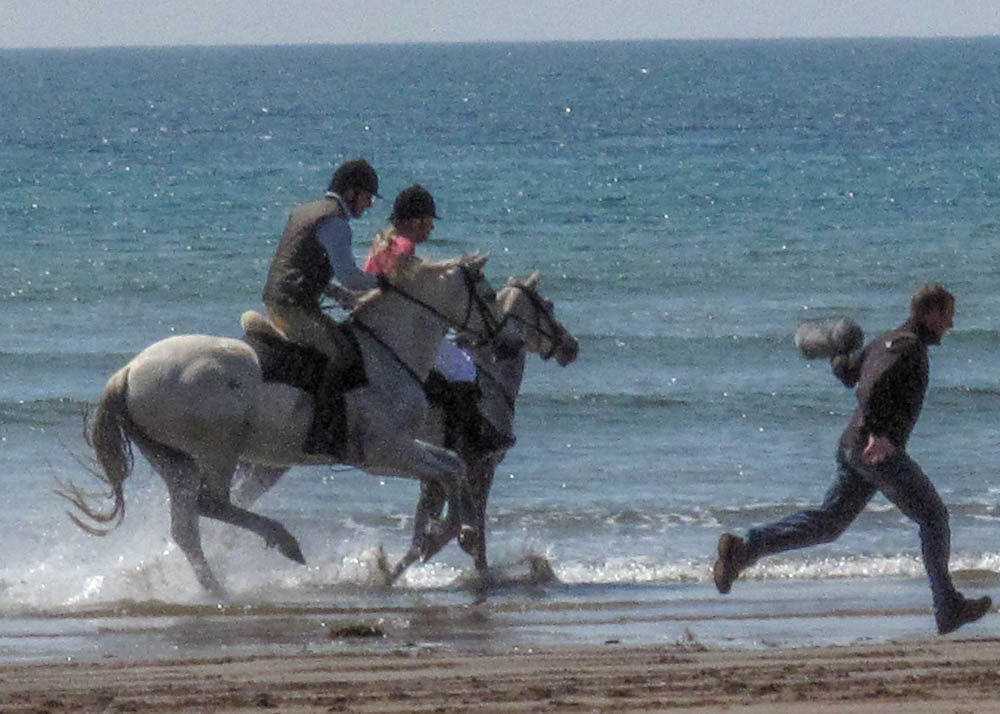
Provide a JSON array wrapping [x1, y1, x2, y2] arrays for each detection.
[[496, 271, 579, 366]]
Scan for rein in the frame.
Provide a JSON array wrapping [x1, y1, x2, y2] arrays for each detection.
[[379, 267, 502, 346], [472, 282, 566, 413], [349, 318, 425, 385], [347, 264, 502, 388]]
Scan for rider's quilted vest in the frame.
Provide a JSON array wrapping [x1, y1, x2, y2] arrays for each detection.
[[262, 198, 345, 309]]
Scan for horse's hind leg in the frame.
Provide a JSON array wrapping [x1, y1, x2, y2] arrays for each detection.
[[197, 491, 305, 565], [136, 440, 227, 598], [231, 463, 290, 509], [195, 455, 305, 566], [165, 474, 227, 599]]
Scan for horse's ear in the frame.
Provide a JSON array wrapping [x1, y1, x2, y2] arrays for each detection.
[[526, 270, 541, 288], [465, 253, 488, 271]]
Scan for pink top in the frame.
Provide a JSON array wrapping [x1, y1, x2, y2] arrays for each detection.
[[363, 235, 416, 276]]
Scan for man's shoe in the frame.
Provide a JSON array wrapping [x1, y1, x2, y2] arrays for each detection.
[[937, 595, 992, 635], [713, 533, 747, 595]]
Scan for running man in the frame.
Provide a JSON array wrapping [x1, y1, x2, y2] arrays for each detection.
[[713, 284, 991, 635]]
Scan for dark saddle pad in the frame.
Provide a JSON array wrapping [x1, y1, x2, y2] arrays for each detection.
[[242, 325, 368, 456]]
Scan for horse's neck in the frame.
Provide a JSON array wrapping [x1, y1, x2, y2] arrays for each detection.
[[471, 346, 525, 429], [354, 290, 448, 379]]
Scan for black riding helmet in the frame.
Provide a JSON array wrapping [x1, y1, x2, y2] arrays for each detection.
[[390, 184, 438, 224], [328, 159, 380, 197]]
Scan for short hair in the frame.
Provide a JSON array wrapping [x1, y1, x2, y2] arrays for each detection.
[[911, 283, 954, 317]]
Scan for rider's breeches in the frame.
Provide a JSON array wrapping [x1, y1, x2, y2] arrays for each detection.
[[744, 445, 960, 614], [435, 338, 476, 382]]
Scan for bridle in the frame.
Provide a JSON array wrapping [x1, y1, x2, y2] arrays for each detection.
[[453, 265, 505, 348], [473, 281, 569, 413], [498, 281, 566, 361]]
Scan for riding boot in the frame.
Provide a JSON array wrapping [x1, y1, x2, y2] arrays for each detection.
[[304, 359, 349, 456], [445, 381, 516, 456], [302, 326, 367, 456]]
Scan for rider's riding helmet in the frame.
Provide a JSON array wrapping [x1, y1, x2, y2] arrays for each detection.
[[390, 184, 439, 224], [328, 159, 380, 198]]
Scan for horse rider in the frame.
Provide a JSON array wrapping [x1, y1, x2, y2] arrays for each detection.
[[364, 184, 515, 456], [262, 158, 380, 359]]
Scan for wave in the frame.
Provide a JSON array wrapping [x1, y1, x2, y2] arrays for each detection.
[[5, 547, 1000, 622], [529, 392, 692, 409], [938, 384, 1000, 398], [711, 499, 1000, 526], [0, 397, 91, 426]]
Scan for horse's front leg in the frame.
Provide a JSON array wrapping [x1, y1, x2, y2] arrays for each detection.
[[471, 457, 496, 575], [384, 481, 447, 583], [365, 438, 479, 557], [461, 453, 498, 597], [406, 452, 498, 569]]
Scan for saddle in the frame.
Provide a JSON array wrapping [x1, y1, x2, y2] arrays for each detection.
[[240, 311, 367, 457]]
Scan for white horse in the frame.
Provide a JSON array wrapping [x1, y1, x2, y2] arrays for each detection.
[[231, 271, 579, 589], [62, 255, 514, 598]]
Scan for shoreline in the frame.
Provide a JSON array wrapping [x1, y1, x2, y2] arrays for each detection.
[[5, 638, 1000, 713], [3, 576, 998, 664]]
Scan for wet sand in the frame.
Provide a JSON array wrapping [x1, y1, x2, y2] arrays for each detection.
[[5, 637, 1000, 713]]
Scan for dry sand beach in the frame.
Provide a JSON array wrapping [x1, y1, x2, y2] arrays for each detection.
[[5, 638, 1000, 713]]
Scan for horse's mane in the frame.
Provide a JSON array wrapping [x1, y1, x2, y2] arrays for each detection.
[[353, 253, 486, 313]]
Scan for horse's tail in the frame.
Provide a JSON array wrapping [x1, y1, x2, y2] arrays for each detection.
[[57, 365, 134, 535]]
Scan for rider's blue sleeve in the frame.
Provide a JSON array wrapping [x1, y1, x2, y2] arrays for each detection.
[[315, 216, 379, 291]]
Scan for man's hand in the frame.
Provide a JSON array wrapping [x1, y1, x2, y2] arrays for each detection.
[[862, 434, 895, 464], [830, 351, 862, 388], [324, 283, 358, 310]]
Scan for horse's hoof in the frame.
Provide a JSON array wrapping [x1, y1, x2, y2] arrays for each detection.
[[418, 536, 436, 562], [374, 545, 390, 574], [202, 582, 229, 601], [458, 525, 480, 556], [278, 538, 306, 564]]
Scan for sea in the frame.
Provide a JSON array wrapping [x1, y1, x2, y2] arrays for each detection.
[[4, 37, 1000, 663]]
